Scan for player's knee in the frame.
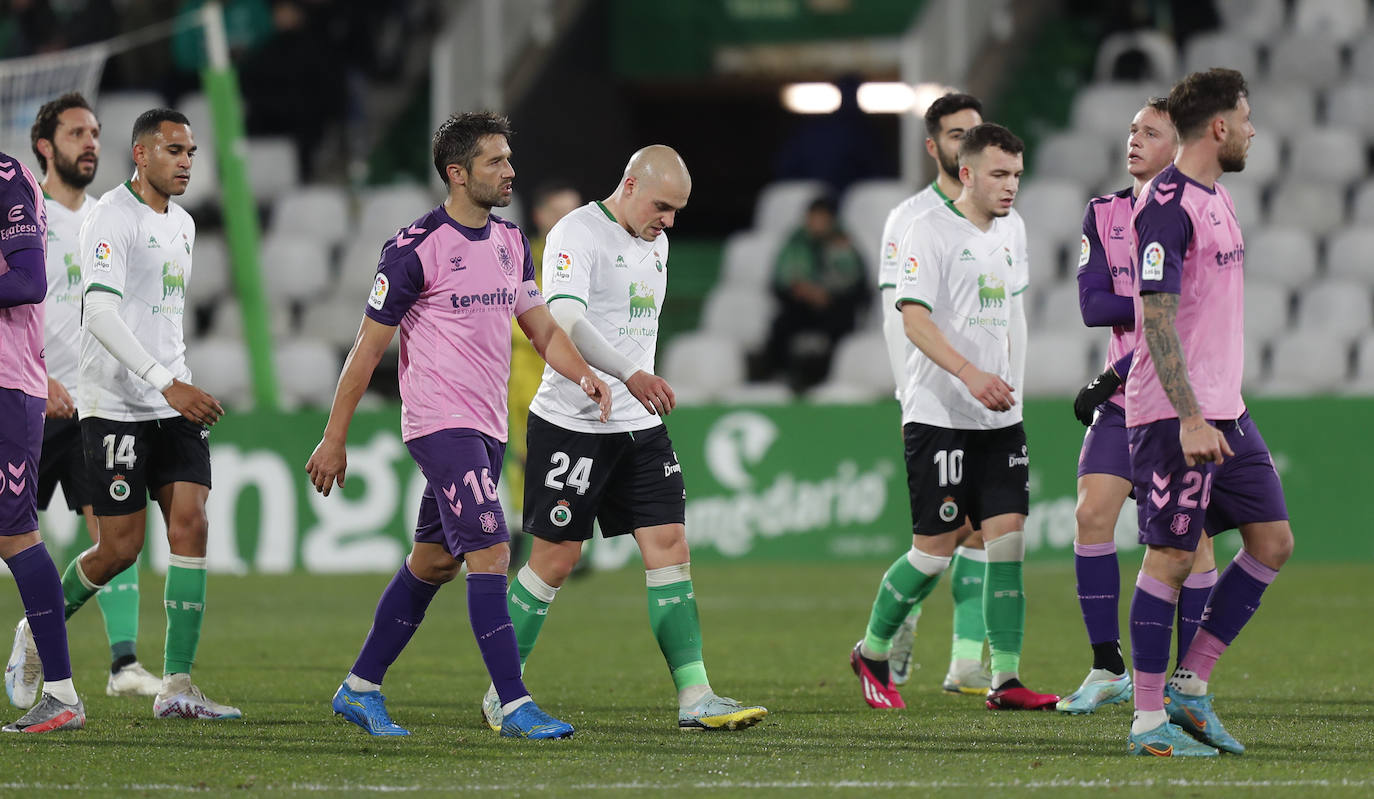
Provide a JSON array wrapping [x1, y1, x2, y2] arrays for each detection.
[[106, 533, 145, 572], [408, 550, 461, 584], [1074, 499, 1116, 542], [1249, 526, 1294, 569], [166, 510, 209, 551]]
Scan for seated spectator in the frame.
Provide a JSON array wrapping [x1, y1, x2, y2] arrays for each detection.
[[750, 196, 868, 392]]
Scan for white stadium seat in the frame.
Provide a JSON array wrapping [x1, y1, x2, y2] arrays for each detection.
[[1348, 332, 1374, 393], [190, 233, 232, 305], [719, 230, 784, 291], [1231, 132, 1281, 186], [1070, 83, 1166, 137], [1215, 0, 1286, 41], [840, 179, 912, 270], [753, 179, 828, 233], [1267, 36, 1344, 87], [1245, 280, 1293, 343], [259, 231, 331, 305], [1245, 85, 1317, 137], [1035, 280, 1089, 333], [1034, 131, 1114, 187], [300, 292, 369, 350], [1285, 127, 1364, 185], [1353, 35, 1374, 82], [810, 330, 896, 401], [1325, 84, 1374, 134], [1093, 30, 1178, 83], [245, 136, 300, 205], [699, 286, 775, 351], [1243, 335, 1268, 392], [1353, 180, 1374, 224], [1325, 229, 1374, 283], [356, 183, 438, 247], [185, 337, 252, 408], [273, 186, 352, 248], [275, 338, 343, 409], [1220, 179, 1262, 227], [1261, 331, 1350, 396], [1243, 228, 1318, 290], [1293, 0, 1368, 43], [1024, 330, 1097, 397], [1295, 280, 1373, 340], [1015, 179, 1090, 247], [1267, 182, 1348, 235], [660, 332, 746, 404], [206, 297, 292, 341], [1182, 32, 1259, 78]]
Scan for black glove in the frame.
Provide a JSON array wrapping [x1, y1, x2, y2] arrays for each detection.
[[1073, 368, 1122, 427]]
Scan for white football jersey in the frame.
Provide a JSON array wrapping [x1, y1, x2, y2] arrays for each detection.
[[77, 182, 195, 421], [877, 181, 951, 291], [529, 201, 667, 434], [895, 201, 1029, 430], [43, 193, 94, 389]]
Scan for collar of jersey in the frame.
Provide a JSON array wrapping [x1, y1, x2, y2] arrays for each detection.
[[1160, 164, 1218, 196], [931, 180, 954, 204], [436, 203, 492, 241]]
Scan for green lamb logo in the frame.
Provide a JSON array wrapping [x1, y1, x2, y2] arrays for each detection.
[[977, 274, 1005, 310], [628, 281, 657, 319], [65, 253, 80, 287], [162, 261, 186, 299]]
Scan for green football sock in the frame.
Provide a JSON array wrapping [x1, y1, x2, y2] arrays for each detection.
[[949, 550, 987, 662], [984, 560, 1025, 675], [646, 564, 707, 691], [96, 564, 140, 662], [508, 565, 558, 667], [60, 553, 100, 619], [164, 555, 207, 675], [864, 549, 945, 656]]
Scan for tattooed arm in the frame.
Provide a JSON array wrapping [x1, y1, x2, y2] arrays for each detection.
[[1141, 291, 1233, 466]]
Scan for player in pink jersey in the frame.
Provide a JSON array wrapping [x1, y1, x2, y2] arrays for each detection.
[[0, 150, 85, 732], [1059, 98, 1218, 714], [307, 112, 611, 740], [1123, 69, 1292, 758]]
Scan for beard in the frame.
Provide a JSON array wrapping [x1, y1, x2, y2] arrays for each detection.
[[1219, 135, 1247, 173], [470, 180, 512, 209], [51, 150, 96, 189], [938, 148, 960, 182]]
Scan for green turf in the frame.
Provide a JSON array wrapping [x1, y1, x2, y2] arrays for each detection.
[[1, 561, 1370, 797]]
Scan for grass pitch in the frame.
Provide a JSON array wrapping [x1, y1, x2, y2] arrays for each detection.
[[0, 560, 1370, 797]]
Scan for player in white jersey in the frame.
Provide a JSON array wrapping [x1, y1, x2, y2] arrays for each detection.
[[852, 123, 1058, 712], [55, 109, 238, 720], [876, 92, 999, 694], [479, 146, 767, 733], [6, 93, 162, 706]]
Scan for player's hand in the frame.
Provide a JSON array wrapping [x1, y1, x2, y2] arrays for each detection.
[[45, 377, 76, 419], [305, 436, 348, 496], [162, 379, 224, 426], [1179, 415, 1233, 467], [1073, 368, 1122, 427], [580, 374, 612, 422], [961, 367, 1015, 411], [624, 370, 676, 416]]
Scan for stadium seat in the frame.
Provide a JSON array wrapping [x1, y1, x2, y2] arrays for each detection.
[[1182, 33, 1259, 79], [1245, 85, 1317, 137], [1292, 0, 1369, 43], [1353, 35, 1374, 82], [807, 330, 896, 402], [245, 136, 300, 205], [191, 233, 232, 304], [1353, 180, 1374, 223], [1286, 127, 1364, 185], [1220, 179, 1262, 227], [1348, 332, 1374, 393], [1325, 228, 1374, 283], [1070, 83, 1166, 137], [1244, 228, 1318, 289], [1023, 227, 1064, 288], [260, 231, 331, 305], [840, 178, 911, 256], [699, 286, 776, 351], [1326, 84, 1374, 136], [1226, 132, 1281, 186], [1035, 280, 1090, 333], [273, 186, 352, 248], [1245, 280, 1293, 343], [1243, 335, 1268, 392], [341, 233, 385, 283], [1015, 179, 1089, 246], [1215, 0, 1286, 41], [660, 332, 746, 404], [185, 337, 252, 408], [753, 179, 828, 233], [275, 338, 343, 409], [1023, 330, 1096, 397], [1093, 30, 1178, 83], [1295, 280, 1373, 340], [1034, 130, 1114, 187], [300, 292, 369, 350], [719, 230, 784, 291], [1261, 331, 1350, 396], [1267, 182, 1348, 235], [356, 183, 439, 246], [206, 297, 292, 341], [1267, 36, 1345, 87]]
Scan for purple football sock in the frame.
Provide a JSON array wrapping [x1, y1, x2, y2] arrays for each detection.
[[5, 542, 72, 683], [1129, 572, 1178, 713], [349, 562, 439, 685], [467, 572, 529, 706], [1176, 568, 1217, 662], [1074, 541, 1120, 645], [1180, 550, 1278, 682]]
